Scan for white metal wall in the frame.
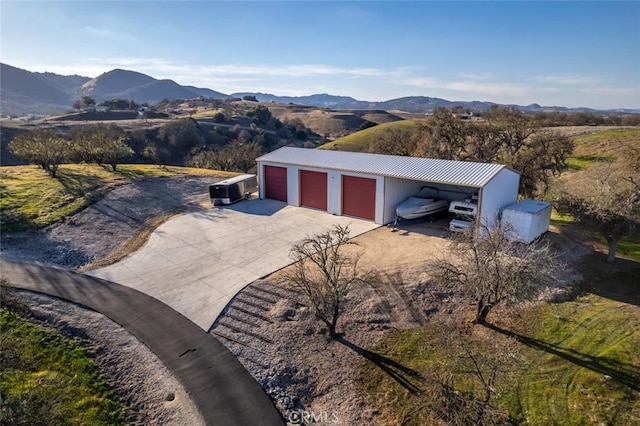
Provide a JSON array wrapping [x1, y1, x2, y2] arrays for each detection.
[[327, 170, 342, 216], [383, 177, 424, 224], [478, 168, 520, 229], [286, 166, 299, 206]]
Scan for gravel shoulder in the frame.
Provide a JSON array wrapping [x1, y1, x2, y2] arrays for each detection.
[[10, 290, 204, 426], [0, 175, 218, 269]]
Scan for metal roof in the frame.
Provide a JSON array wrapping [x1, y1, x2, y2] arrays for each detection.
[[503, 199, 552, 213], [257, 147, 513, 188]]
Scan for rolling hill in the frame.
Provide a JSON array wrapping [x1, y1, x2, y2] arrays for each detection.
[[2, 63, 639, 117], [0, 64, 230, 117], [318, 120, 421, 151], [0, 63, 75, 116]]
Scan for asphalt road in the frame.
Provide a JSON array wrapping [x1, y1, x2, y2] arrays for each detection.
[[0, 259, 284, 426]]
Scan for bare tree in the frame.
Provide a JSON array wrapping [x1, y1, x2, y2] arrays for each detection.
[[281, 225, 366, 339], [428, 224, 562, 324], [70, 124, 133, 171], [8, 129, 69, 177], [555, 155, 640, 264]]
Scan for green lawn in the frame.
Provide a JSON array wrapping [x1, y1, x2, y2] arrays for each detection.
[[0, 164, 234, 232], [0, 307, 126, 425], [357, 294, 640, 425], [318, 120, 420, 152], [514, 295, 639, 425]]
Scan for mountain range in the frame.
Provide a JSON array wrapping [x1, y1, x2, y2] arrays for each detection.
[[1, 63, 638, 117]]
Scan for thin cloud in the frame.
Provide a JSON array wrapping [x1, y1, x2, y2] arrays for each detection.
[[405, 77, 439, 89], [82, 26, 132, 42], [458, 72, 494, 80], [82, 58, 389, 79], [534, 75, 601, 85], [580, 85, 633, 96], [443, 81, 531, 98], [407, 76, 531, 98]]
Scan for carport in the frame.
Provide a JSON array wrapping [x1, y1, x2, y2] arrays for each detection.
[[257, 147, 520, 227]]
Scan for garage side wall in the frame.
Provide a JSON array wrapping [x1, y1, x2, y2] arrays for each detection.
[[479, 169, 520, 229], [383, 177, 424, 224]]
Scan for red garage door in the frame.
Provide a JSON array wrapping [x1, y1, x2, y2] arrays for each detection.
[[342, 175, 376, 221], [300, 170, 328, 211], [263, 165, 288, 202]]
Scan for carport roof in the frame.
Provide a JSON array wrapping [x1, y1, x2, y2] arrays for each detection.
[[257, 147, 514, 188]]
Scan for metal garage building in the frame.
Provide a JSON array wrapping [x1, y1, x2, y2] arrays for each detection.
[[256, 147, 520, 227]]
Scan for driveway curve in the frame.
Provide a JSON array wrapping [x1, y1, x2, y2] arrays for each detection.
[[88, 198, 379, 330], [0, 259, 284, 426]]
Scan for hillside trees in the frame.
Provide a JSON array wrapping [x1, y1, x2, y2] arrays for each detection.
[[368, 126, 417, 156], [427, 224, 562, 324], [406, 106, 575, 197], [70, 124, 133, 171], [507, 130, 574, 196], [99, 98, 135, 110], [186, 140, 262, 173], [415, 107, 469, 160], [158, 118, 206, 153], [72, 96, 96, 110], [246, 105, 272, 126], [8, 129, 69, 177], [555, 150, 640, 264]]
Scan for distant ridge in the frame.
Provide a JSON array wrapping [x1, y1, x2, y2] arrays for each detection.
[[0, 64, 230, 116], [1, 62, 638, 117]]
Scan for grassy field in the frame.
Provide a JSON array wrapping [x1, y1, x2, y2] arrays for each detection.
[[0, 164, 234, 232], [565, 128, 639, 170], [357, 292, 640, 425], [0, 306, 125, 425], [561, 127, 640, 261], [318, 120, 420, 152]]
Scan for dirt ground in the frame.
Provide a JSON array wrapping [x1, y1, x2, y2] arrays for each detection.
[[212, 220, 589, 425], [1, 176, 590, 425]]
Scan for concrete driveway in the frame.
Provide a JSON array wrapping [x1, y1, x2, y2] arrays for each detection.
[[88, 199, 379, 331]]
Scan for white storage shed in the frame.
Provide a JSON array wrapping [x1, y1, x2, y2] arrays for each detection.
[[256, 147, 520, 227], [501, 199, 552, 244]]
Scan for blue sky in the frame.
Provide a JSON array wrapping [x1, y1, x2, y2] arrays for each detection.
[[1, 1, 639, 109]]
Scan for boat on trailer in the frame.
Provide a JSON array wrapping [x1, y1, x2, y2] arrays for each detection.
[[396, 197, 449, 220], [389, 194, 449, 231]]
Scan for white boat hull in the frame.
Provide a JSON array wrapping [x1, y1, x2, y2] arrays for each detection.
[[396, 198, 449, 220]]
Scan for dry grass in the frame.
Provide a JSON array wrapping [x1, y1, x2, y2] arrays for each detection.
[[0, 164, 235, 232]]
